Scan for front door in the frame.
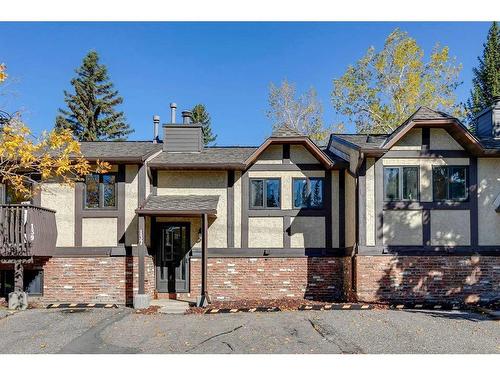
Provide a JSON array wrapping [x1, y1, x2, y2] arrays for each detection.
[[156, 223, 190, 293]]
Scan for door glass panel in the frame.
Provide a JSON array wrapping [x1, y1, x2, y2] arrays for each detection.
[[450, 167, 467, 200], [433, 167, 448, 200]]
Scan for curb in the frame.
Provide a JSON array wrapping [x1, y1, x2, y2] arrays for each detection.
[[389, 302, 462, 310], [298, 303, 373, 311], [206, 307, 281, 314], [204, 303, 373, 314], [46, 303, 118, 309]]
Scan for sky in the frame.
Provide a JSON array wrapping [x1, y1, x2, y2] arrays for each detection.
[[0, 22, 493, 146]]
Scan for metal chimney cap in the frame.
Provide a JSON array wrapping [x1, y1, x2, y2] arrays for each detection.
[[170, 102, 177, 109], [153, 115, 160, 122]]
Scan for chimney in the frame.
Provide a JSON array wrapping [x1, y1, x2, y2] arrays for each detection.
[[170, 102, 177, 124], [153, 115, 160, 143], [182, 111, 193, 124], [163, 106, 203, 153], [475, 96, 500, 139]]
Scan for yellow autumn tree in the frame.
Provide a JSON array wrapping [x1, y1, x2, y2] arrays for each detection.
[[331, 29, 463, 134], [0, 63, 109, 201]]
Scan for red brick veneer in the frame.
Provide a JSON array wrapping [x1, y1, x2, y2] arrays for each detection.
[[355, 255, 500, 304], [184, 257, 351, 302]]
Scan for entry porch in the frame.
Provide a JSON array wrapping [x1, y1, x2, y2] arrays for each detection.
[[135, 195, 218, 307]]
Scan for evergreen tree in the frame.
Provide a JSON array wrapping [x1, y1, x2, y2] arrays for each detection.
[[191, 104, 217, 145], [56, 51, 132, 141], [466, 22, 500, 127]]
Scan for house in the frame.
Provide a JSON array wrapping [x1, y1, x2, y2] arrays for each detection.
[[1, 101, 499, 307]]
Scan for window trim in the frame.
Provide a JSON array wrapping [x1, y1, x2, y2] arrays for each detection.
[[432, 165, 469, 202], [383, 166, 420, 202], [83, 172, 119, 210], [249, 177, 282, 209], [292, 177, 325, 209]]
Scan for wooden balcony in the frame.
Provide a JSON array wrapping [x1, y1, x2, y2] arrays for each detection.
[[0, 204, 57, 257]]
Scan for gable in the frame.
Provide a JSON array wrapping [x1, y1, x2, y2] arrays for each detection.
[[254, 144, 283, 165], [391, 128, 422, 151], [429, 128, 464, 150], [290, 145, 320, 164]]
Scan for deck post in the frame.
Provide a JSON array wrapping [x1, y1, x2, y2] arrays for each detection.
[[197, 213, 210, 307]]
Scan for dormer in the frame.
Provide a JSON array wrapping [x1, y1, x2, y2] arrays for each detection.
[[475, 96, 500, 140]]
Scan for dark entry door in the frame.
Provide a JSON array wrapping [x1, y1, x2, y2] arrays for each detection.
[[156, 223, 190, 293]]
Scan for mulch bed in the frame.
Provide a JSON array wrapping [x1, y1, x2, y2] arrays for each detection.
[[134, 305, 161, 315]]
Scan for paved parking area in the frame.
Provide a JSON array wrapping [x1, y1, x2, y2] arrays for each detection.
[[0, 307, 498, 354]]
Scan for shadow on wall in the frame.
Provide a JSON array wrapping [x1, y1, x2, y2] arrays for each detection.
[[286, 211, 350, 302], [375, 211, 497, 304]]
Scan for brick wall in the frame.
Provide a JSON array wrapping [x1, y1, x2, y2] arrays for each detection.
[[41, 256, 155, 304], [0, 256, 154, 304], [356, 255, 500, 304], [184, 257, 350, 302]]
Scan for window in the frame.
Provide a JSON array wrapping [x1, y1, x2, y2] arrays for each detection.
[[432, 166, 468, 201], [0, 270, 43, 297], [383, 167, 419, 201], [293, 178, 324, 209], [250, 178, 280, 208], [84, 173, 117, 209]]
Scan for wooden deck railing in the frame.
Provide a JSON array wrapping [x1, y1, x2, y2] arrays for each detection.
[[0, 204, 57, 257]]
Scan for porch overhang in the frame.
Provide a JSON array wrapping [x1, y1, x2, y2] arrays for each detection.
[[135, 195, 219, 217]]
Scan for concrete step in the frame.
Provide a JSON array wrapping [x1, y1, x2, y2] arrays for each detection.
[[151, 299, 190, 314]]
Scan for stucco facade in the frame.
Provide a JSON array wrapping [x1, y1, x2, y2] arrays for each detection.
[[2, 105, 499, 306]]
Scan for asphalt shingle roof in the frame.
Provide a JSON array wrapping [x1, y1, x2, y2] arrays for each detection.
[[138, 195, 219, 214], [331, 134, 389, 149], [271, 125, 304, 138], [79, 141, 162, 160], [148, 147, 258, 167]]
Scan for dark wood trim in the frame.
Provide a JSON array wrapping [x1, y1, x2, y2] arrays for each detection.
[[248, 209, 327, 217], [191, 247, 354, 258], [357, 245, 500, 256], [422, 127, 430, 151], [244, 137, 335, 169], [282, 144, 291, 164], [422, 209, 431, 246], [283, 215, 291, 248], [80, 210, 121, 218], [54, 246, 123, 257], [136, 209, 217, 216], [383, 201, 471, 210], [374, 158, 384, 246], [138, 163, 147, 203], [149, 163, 246, 170], [338, 170, 345, 248], [248, 163, 325, 171], [384, 150, 470, 158], [201, 213, 209, 303], [227, 170, 235, 248], [151, 169, 158, 196], [469, 157, 479, 247], [241, 170, 249, 248], [324, 171, 332, 249], [117, 164, 126, 244], [138, 215, 146, 294], [74, 182, 84, 247], [358, 160, 366, 247]]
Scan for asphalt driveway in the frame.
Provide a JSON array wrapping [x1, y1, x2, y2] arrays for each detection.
[[0, 307, 498, 354]]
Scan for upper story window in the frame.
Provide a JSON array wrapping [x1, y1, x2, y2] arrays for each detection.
[[293, 178, 324, 209], [432, 166, 468, 201], [250, 178, 280, 209], [383, 166, 419, 201], [84, 173, 117, 209]]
